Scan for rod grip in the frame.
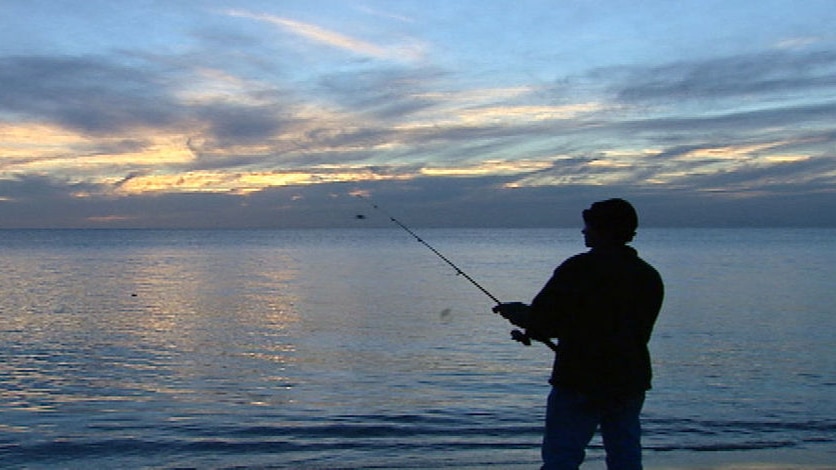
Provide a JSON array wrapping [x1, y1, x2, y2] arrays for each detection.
[[510, 329, 532, 346]]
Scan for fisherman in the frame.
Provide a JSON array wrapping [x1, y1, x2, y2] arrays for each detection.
[[494, 198, 664, 470]]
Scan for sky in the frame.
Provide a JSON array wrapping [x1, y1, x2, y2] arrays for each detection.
[[0, 0, 834, 228]]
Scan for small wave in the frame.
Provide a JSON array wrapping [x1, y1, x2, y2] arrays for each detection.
[[2, 416, 831, 468], [643, 416, 835, 453], [647, 416, 836, 435], [649, 440, 799, 452], [0, 416, 544, 469]]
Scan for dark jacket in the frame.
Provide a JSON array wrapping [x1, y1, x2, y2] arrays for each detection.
[[526, 245, 663, 396]]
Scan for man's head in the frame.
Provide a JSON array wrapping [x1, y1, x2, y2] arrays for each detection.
[[582, 198, 638, 246]]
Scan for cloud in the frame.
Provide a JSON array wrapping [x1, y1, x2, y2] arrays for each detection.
[[774, 36, 826, 50], [2, 46, 830, 207], [660, 154, 836, 194], [225, 10, 424, 62], [0, 56, 181, 134], [354, 5, 415, 24], [1, 166, 833, 229], [316, 66, 446, 120], [197, 102, 293, 143], [1, 7, 833, 229], [609, 49, 836, 103]]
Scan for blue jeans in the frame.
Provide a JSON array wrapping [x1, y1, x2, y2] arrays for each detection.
[[541, 386, 645, 470]]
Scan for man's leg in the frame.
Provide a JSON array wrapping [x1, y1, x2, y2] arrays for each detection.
[[600, 392, 645, 470], [541, 386, 599, 470]]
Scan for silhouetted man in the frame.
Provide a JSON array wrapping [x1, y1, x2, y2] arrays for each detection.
[[494, 198, 663, 470]]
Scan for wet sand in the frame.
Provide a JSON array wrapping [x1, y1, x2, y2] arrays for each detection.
[[420, 447, 835, 470]]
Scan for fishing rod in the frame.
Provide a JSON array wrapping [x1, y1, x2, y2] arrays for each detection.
[[356, 195, 558, 352]]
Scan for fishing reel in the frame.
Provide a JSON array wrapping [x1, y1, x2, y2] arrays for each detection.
[[511, 328, 558, 352]]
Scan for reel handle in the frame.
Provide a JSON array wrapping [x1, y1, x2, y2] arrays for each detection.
[[512, 328, 560, 353]]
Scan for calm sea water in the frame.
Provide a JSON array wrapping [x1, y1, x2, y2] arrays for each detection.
[[0, 228, 833, 469]]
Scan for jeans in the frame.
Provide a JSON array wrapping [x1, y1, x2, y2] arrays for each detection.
[[541, 386, 645, 470]]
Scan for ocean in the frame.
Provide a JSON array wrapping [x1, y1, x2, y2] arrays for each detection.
[[0, 228, 833, 469]]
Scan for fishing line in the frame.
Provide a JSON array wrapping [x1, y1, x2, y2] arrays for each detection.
[[355, 194, 558, 352], [358, 196, 500, 304]]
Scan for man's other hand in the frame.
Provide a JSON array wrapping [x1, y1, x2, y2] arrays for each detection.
[[492, 302, 531, 328]]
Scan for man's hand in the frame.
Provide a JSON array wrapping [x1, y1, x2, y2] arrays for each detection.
[[492, 302, 531, 328]]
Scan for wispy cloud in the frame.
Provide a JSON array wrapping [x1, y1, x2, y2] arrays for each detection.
[[225, 9, 423, 62], [609, 49, 836, 103], [774, 36, 825, 50], [355, 5, 415, 24]]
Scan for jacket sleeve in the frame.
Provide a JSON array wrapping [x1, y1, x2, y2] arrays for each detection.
[[525, 256, 583, 339]]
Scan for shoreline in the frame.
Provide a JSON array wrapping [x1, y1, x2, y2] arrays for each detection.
[[414, 447, 836, 470], [602, 446, 834, 470]]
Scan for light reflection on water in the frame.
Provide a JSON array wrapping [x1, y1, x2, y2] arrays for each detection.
[[0, 228, 834, 468], [2, 233, 301, 425]]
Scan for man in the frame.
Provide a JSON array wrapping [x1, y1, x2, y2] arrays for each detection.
[[494, 198, 664, 470]]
